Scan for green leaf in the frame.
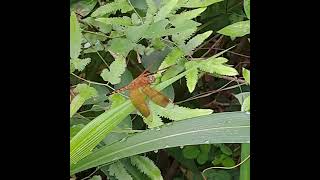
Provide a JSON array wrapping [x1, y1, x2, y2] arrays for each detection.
[[152, 103, 213, 121], [219, 144, 233, 156], [234, 92, 250, 105], [161, 63, 185, 81], [70, 58, 91, 72], [170, 7, 206, 26], [200, 144, 211, 153], [242, 68, 250, 85], [108, 161, 133, 180], [182, 146, 200, 159], [95, 17, 133, 26], [185, 62, 199, 93], [131, 13, 142, 25], [121, 159, 150, 180], [143, 107, 164, 128], [199, 58, 239, 76], [154, 0, 178, 22], [158, 48, 184, 70], [145, 0, 158, 23], [244, 0, 250, 19], [144, 19, 170, 39], [218, 20, 250, 37], [89, 175, 102, 180], [125, 23, 150, 42], [222, 156, 235, 167], [70, 124, 85, 139], [70, 12, 82, 59], [108, 38, 136, 57], [70, 95, 85, 118], [74, 84, 98, 100], [130, 156, 163, 180], [70, 112, 250, 174], [91, 0, 133, 17], [70, 0, 97, 17], [196, 152, 209, 165], [183, 31, 212, 54], [241, 96, 250, 112], [203, 169, 232, 180], [182, 0, 223, 8], [100, 54, 126, 84]]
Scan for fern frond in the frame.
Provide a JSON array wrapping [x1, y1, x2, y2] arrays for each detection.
[[130, 155, 163, 180], [145, 0, 158, 23], [70, 58, 91, 72], [100, 54, 126, 84], [199, 57, 239, 76], [185, 61, 199, 93], [91, 0, 133, 17], [150, 103, 213, 121], [154, 0, 178, 22], [144, 19, 170, 39], [182, 0, 223, 8], [172, 27, 197, 46], [95, 17, 133, 26], [108, 161, 133, 180], [182, 30, 212, 54], [70, 12, 82, 59], [158, 47, 184, 71], [170, 7, 206, 26]]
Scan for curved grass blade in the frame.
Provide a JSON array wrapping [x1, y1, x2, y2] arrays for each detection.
[[70, 111, 250, 174]]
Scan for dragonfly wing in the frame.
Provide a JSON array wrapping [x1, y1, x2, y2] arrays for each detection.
[[129, 88, 150, 117], [142, 86, 170, 108]]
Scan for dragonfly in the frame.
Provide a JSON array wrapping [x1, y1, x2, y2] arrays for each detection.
[[112, 69, 170, 118]]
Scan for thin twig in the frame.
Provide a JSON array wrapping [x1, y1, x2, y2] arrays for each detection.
[[175, 82, 246, 104], [201, 35, 224, 58], [198, 47, 250, 58]]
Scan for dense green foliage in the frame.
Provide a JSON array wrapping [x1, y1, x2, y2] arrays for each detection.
[[70, 0, 250, 179]]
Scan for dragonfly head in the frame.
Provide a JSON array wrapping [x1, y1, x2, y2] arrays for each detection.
[[147, 75, 156, 83]]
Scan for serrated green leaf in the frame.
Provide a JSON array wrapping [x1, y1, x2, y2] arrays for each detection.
[[70, 112, 250, 174], [70, 95, 86, 118], [158, 48, 184, 70], [121, 159, 150, 180], [130, 156, 163, 180], [71, 58, 91, 71], [203, 169, 232, 180], [74, 84, 98, 100], [182, 0, 223, 8], [131, 13, 142, 25], [244, 0, 250, 19], [100, 54, 126, 84], [154, 0, 178, 22], [83, 17, 113, 34], [108, 161, 133, 180], [108, 38, 136, 57], [182, 146, 200, 159], [172, 27, 197, 46], [143, 108, 164, 128], [185, 61, 199, 93], [70, 12, 82, 59], [218, 20, 250, 37], [161, 64, 185, 81], [241, 95, 250, 112], [151, 38, 166, 50], [183, 31, 212, 54], [91, 0, 133, 17], [242, 68, 250, 85], [125, 23, 150, 42], [200, 63, 239, 76], [170, 7, 206, 26], [205, 57, 229, 64], [144, 19, 170, 39], [95, 17, 133, 26], [145, 0, 158, 23], [152, 103, 213, 121]]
